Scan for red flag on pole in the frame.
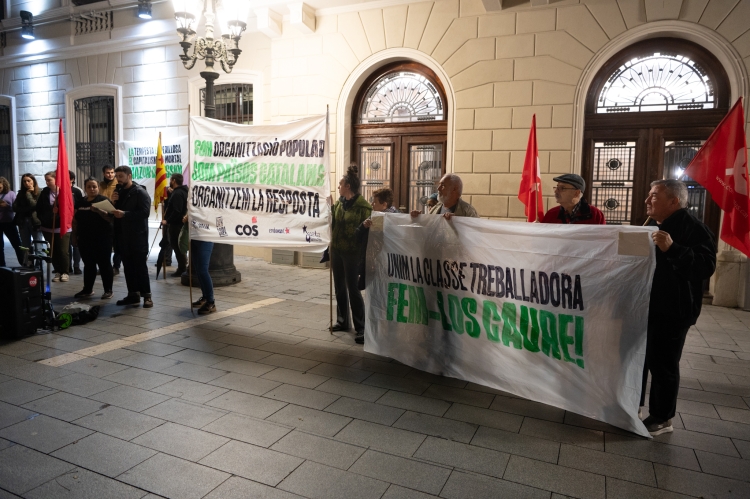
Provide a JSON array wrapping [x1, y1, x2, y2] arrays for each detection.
[[518, 114, 544, 222], [684, 98, 750, 257], [55, 118, 74, 235]]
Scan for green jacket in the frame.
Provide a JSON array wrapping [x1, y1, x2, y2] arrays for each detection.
[[331, 194, 372, 254]]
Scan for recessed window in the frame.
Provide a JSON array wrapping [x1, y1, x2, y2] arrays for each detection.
[[597, 52, 715, 113], [359, 71, 444, 124], [201, 84, 253, 124], [74, 96, 115, 182]]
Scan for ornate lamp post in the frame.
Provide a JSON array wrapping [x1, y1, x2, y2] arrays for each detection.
[[173, 0, 248, 286]]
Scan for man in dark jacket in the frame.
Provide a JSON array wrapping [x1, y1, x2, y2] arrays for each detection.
[[112, 165, 153, 308], [161, 173, 188, 277], [541, 174, 606, 224], [640, 179, 716, 436]]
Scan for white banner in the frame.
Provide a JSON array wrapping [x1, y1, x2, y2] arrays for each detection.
[[365, 213, 656, 437], [118, 136, 189, 202], [188, 116, 330, 251]]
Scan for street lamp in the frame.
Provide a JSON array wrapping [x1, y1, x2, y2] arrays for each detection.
[[173, 0, 248, 286]]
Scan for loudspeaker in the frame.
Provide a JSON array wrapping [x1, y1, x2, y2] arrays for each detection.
[[0, 267, 44, 338]]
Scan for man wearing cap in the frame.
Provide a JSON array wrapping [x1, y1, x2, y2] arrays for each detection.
[[541, 173, 605, 225]]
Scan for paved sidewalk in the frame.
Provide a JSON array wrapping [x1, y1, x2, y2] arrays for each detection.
[[0, 245, 749, 498]]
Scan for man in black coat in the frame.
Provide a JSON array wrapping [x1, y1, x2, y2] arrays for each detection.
[[640, 179, 716, 436], [112, 165, 153, 308], [161, 173, 188, 277]]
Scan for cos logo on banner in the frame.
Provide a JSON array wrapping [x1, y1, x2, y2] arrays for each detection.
[[236, 225, 259, 237]]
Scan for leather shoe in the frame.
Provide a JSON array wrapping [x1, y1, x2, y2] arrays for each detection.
[[331, 323, 349, 332], [171, 269, 185, 277], [355, 331, 364, 344], [192, 297, 207, 308], [116, 294, 141, 306]]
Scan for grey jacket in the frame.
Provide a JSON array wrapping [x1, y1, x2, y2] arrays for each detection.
[[429, 198, 478, 217]]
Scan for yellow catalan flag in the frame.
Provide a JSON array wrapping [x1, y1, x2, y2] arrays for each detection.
[[154, 132, 167, 211]]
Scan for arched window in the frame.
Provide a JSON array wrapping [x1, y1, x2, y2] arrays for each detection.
[[352, 62, 447, 212], [582, 38, 729, 233]]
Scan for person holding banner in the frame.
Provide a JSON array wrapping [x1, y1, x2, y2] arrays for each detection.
[[640, 179, 716, 436], [331, 165, 372, 344], [410, 174, 478, 219], [112, 166, 153, 308], [541, 174, 605, 225]]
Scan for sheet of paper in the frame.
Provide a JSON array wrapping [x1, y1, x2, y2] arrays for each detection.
[[92, 199, 116, 214]]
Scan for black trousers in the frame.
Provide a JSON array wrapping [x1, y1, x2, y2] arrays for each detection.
[[331, 250, 365, 332], [121, 246, 150, 297], [168, 223, 187, 270], [640, 323, 690, 421], [43, 232, 70, 274], [79, 241, 113, 293]]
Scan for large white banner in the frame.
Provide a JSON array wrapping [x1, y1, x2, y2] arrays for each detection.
[[365, 213, 656, 437], [188, 116, 330, 251], [118, 136, 189, 203]]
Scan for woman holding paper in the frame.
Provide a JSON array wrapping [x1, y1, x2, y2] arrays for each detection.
[[73, 177, 114, 299]]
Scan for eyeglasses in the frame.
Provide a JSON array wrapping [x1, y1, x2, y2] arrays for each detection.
[[554, 186, 577, 191]]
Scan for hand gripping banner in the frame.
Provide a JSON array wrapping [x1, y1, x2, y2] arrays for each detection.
[[365, 213, 657, 437], [188, 115, 330, 251]]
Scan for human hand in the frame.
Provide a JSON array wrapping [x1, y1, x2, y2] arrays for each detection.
[[652, 230, 673, 252], [182, 215, 188, 223], [53, 206, 58, 214], [111, 191, 119, 202], [363, 219, 372, 228], [0, 201, 7, 208], [410, 210, 421, 217], [113, 210, 125, 219], [161, 219, 167, 226], [443, 212, 454, 220]]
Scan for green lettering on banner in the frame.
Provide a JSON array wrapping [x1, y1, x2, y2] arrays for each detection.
[[448, 294, 464, 334], [558, 314, 575, 363], [382, 281, 585, 370], [500, 303, 523, 350], [397, 284, 409, 324]]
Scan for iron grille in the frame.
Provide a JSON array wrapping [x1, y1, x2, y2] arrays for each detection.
[[360, 146, 392, 208], [664, 140, 708, 221], [201, 84, 253, 124], [409, 144, 442, 213], [591, 141, 636, 225], [0, 106, 13, 188], [74, 96, 115, 182]]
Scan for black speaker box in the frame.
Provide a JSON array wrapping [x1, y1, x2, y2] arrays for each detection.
[[0, 267, 44, 338]]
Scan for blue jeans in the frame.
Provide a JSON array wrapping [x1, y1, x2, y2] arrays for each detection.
[[193, 240, 214, 303]]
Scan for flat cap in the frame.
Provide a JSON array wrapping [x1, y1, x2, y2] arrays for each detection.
[[552, 173, 585, 193]]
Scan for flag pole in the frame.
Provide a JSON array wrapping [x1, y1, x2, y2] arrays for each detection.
[[327, 105, 333, 335]]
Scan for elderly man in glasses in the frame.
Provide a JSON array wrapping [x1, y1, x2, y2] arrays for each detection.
[[541, 173, 605, 225]]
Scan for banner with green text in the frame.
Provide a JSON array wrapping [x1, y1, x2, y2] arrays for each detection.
[[188, 115, 330, 251], [365, 213, 657, 437], [118, 136, 189, 207]]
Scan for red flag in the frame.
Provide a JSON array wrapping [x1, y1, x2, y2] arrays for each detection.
[[684, 98, 750, 257], [55, 118, 74, 235], [518, 115, 544, 222]]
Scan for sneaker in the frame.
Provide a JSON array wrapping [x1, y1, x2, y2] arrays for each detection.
[[52, 273, 61, 282], [143, 296, 153, 308], [643, 416, 673, 436], [101, 291, 113, 299], [116, 294, 141, 306], [355, 331, 364, 344], [192, 297, 207, 308], [74, 290, 95, 298], [60, 274, 69, 282], [198, 302, 216, 315], [113, 268, 120, 275], [73, 268, 82, 275]]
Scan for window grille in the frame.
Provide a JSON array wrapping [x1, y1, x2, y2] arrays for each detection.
[[200, 84, 253, 124], [74, 96, 115, 182], [597, 53, 715, 113], [0, 105, 11, 188], [359, 71, 444, 124]]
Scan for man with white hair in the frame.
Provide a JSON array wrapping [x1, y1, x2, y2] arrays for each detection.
[[640, 179, 716, 436], [411, 173, 478, 219]]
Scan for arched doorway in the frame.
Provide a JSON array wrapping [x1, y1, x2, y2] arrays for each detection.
[[351, 61, 448, 213], [582, 37, 730, 235]]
